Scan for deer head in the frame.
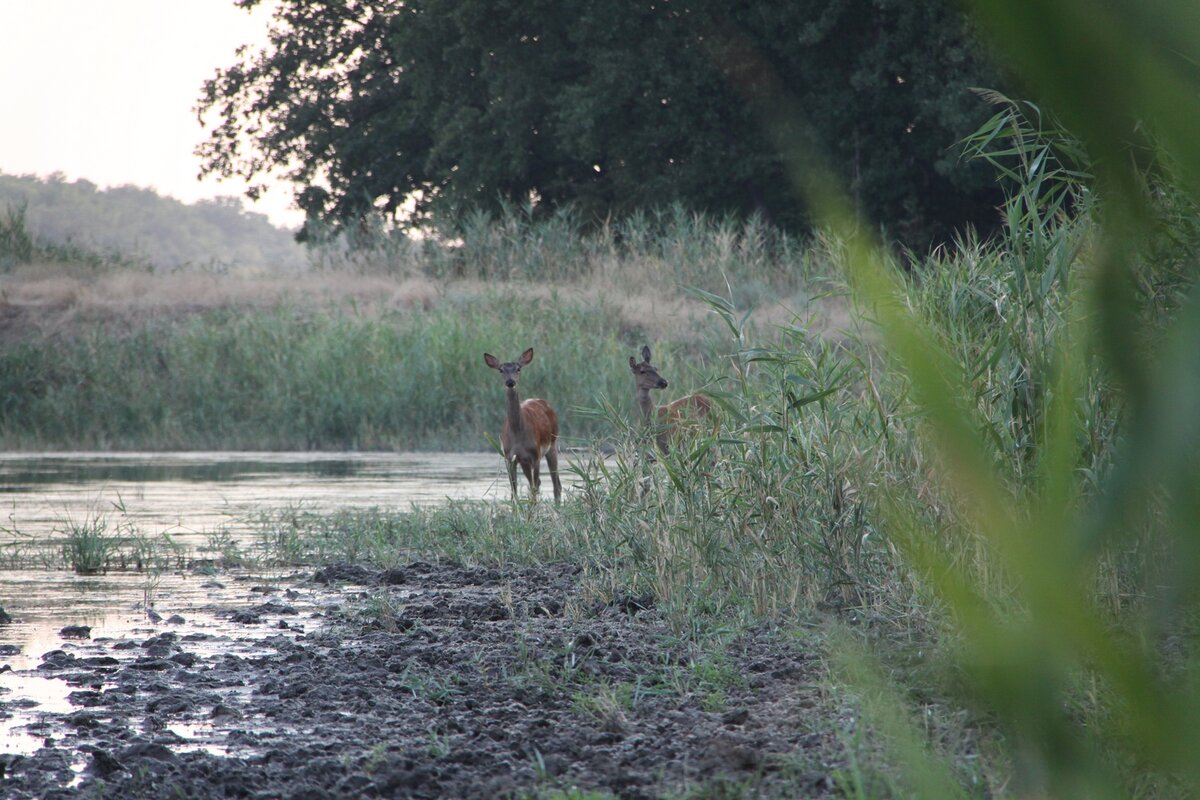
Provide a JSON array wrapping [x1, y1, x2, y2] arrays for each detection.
[[629, 345, 668, 393], [484, 347, 534, 389]]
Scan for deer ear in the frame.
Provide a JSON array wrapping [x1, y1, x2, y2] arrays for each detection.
[[519, 348, 534, 365], [484, 353, 499, 369], [641, 345, 652, 364], [629, 356, 638, 370]]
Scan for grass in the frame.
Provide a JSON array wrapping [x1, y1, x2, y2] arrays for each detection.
[[4, 185, 1192, 792], [60, 512, 116, 575], [0, 501, 195, 574], [7, 12, 1200, 790], [217, 162, 1194, 794], [0, 205, 826, 451]]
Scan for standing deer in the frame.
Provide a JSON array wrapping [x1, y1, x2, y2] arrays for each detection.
[[629, 345, 713, 455], [483, 348, 562, 504]]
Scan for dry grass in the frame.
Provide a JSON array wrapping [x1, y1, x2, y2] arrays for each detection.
[[0, 265, 851, 349], [0, 270, 435, 343]]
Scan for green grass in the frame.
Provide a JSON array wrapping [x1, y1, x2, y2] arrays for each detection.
[[0, 501, 192, 573], [6, 180, 1193, 792], [0, 298, 637, 450], [1, 199, 827, 451], [7, 5, 1200, 789], [231, 160, 1196, 794], [1, 199, 152, 274], [60, 513, 116, 575]]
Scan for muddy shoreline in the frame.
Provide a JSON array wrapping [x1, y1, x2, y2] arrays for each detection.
[[1, 562, 840, 798]]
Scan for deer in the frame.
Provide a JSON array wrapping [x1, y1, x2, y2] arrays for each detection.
[[483, 347, 563, 504], [629, 344, 714, 456]]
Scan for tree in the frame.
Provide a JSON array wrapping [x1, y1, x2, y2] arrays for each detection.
[[198, 0, 1007, 247]]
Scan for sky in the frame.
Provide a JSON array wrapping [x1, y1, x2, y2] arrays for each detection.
[[0, 1, 303, 229]]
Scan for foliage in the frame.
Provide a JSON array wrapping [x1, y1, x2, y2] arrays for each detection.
[[0, 172, 304, 273], [791, 0, 1200, 795], [0, 206, 814, 451], [308, 200, 807, 288], [0, 299, 640, 451], [199, 0, 1005, 248], [0, 201, 34, 270]]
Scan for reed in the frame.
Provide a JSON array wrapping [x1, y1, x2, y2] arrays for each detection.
[[4, 42, 1200, 790], [1, 199, 828, 451], [60, 513, 115, 575], [239, 162, 1198, 793], [0, 298, 640, 450]]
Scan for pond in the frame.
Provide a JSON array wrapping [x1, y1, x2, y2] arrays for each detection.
[[0, 450, 517, 760]]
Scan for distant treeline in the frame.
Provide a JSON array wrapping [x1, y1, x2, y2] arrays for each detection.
[[0, 172, 306, 273]]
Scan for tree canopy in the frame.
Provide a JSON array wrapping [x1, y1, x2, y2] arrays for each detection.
[[198, 0, 1007, 247]]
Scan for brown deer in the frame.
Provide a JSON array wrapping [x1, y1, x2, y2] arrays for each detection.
[[629, 345, 713, 455], [483, 348, 562, 504]]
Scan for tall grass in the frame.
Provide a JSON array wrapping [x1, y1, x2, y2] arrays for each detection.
[[239, 92, 1198, 792], [1, 205, 819, 451], [307, 201, 811, 299], [0, 298, 651, 450], [1, 200, 152, 274], [807, 2, 1200, 792], [0, 202, 34, 269]]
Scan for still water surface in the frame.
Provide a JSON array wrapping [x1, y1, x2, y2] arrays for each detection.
[[0, 451, 508, 549], [0, 451, 514, 758]]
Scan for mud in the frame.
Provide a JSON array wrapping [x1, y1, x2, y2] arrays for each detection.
[[0, 562, 840, 798]]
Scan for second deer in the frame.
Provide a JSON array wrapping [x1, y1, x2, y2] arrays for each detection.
[[484, 347, 563, 504], [629, 344, 713, 455]]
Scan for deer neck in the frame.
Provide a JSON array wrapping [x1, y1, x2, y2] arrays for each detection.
[[635, 388, 655, 423], [505, 385, 525, 433]]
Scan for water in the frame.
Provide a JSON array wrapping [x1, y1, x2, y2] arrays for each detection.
[[0, 451, 514, 758], [0, 451, 509, 550]]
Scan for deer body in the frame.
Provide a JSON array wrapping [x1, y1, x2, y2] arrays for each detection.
[[484, 348, 562, 503], [630, 345, 713, 455]]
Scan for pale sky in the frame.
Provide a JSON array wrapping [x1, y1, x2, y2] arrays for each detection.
[[0, 1, 303, 228]]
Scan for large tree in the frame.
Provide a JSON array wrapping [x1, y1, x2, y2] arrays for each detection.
[[198, 0, 1006, 247]]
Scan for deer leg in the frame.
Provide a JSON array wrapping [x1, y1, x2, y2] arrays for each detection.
[[507, 457, 520, 501], [546, 447, 562, 504], [520, 460, 537, 502]]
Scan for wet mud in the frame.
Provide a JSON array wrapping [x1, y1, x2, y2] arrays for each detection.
[[1, 562, 840, 798]]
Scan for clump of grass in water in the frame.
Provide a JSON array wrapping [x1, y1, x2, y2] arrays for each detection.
[[60, 513, 116, 575], [49, 500, 189, 575]]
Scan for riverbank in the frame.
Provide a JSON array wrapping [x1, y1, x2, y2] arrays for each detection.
[[1, 560, 844, 799]]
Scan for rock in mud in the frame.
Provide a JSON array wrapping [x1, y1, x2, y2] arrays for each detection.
[[312, 562, 374, 584], [86, 747, 126, 776], [119, 742, 179, 764]]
